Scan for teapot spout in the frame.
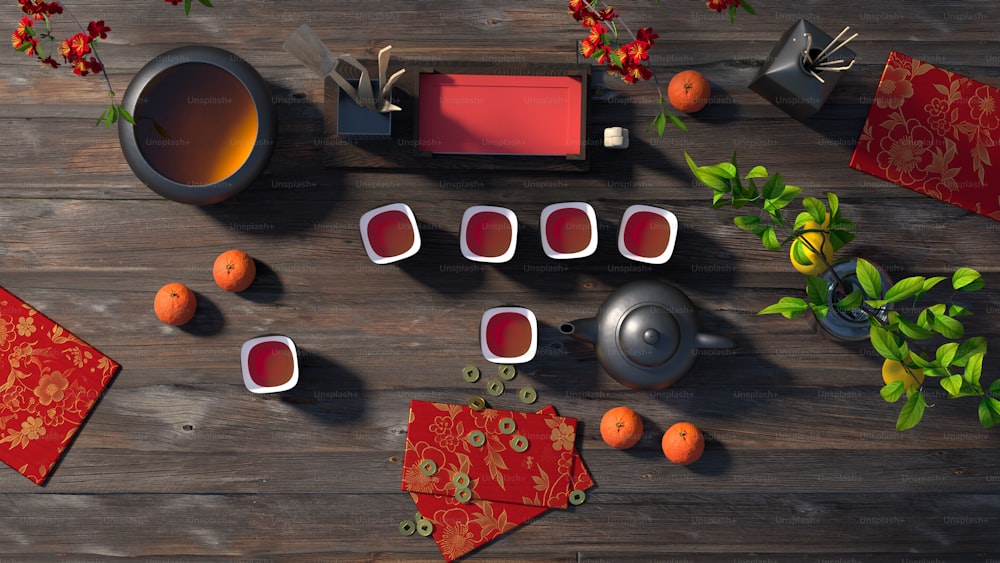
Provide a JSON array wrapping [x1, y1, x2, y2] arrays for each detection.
[[560, 317, 598, 344]]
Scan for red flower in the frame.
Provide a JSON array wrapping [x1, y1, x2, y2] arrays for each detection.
[[57, 32, 99, 75], [18, 0, 63, 20], [87, 20, 110, 40], [165, 0, 183, 4], [69, 56, 101, 76], [40, 55, 59, 68], [11, 17, 38, 56], [706, 0, 742, 12], [594, 45, 613, 66], [579, 37, 599, 59], [622, 62, 653, 83], [578, 10, 601, 27], [625, 39, 650, 64], [64, 32, 91, 57], [635, 27, 658, 46], [585, 24, 607, 45], [597, 7, 618, 20]]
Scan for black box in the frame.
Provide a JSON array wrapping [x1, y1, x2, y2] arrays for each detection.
[[748, 19, 855, 119]]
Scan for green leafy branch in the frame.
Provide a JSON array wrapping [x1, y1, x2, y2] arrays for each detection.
[[684, 150, 855, 252], [183, 0, 214, 16], [686, 151, 994, 431]]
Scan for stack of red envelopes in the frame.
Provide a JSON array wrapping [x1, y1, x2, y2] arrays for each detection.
[[401, 400, 594, 561], [851, 50, 1000, 222], [0, 286, 121, 485]]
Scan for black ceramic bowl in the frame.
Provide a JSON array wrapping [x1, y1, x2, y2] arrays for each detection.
[[118, 46, 277, 205]]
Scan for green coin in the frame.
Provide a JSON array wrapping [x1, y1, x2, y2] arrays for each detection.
[[399, 519, 417, 536], [469, 396, 487, 411], [417, 518, 434, 536], [452, 471, 471, 488], [467, 430, 486, 447], [498, 364, 517, 380], [462, 365, 481, 383], [486, 379, 505, 396], [454, 486, 473, 504], [419, 459, 438, 476], [569, 489, 587, 505], [518, 387, 537, 404], [498, 417, 517, 435], [510, 435, 529, 452]]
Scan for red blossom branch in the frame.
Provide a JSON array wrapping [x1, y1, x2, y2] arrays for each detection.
[[11, 0, 214, 126], [567, 0, 756, 134]]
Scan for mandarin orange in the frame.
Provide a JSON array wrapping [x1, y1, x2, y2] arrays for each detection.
[[213, 249, 256, 292], [154, 282, 197, 326], [667, 70, 711, 113], [661, 421, 705, 465], [600, 406, 644, 450]]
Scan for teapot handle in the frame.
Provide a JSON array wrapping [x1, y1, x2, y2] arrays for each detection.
[[695, 333, 735, 349]]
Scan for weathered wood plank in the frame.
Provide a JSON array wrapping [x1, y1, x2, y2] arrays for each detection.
[[1, 0, 999, 560]]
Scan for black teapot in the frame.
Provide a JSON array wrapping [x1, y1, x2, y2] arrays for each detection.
[[560, 280, 734, 390]]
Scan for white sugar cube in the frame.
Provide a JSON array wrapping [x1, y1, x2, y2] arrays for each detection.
[[604, 127, 629, 149]]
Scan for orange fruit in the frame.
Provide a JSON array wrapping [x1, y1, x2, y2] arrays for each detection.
[[882, 357, 925, 392], [154, 282, 197, 326], [600, 406, 644, 450], [789, 218, 834, 276], [667, 70, 711, 113], [213, 249, 256, 292], [661, 422, 705, 465]]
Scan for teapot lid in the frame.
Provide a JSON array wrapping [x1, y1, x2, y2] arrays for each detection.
[[618, 304, 680, 367]]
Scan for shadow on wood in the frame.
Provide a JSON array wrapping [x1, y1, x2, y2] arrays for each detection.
[[278, 350, 366, 426], [179, 291, 226, 336]]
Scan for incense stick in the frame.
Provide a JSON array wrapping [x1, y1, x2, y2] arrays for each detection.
[[799, 26, 858, 82]]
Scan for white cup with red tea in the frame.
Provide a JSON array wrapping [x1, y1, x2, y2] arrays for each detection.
[[480, 306, 537, 364], [460, 205, 518, 263], [241, 335, 299, 393], [617, 204, 678, 264], [360, 203, 421, 264], [540, 202, 598, 260]]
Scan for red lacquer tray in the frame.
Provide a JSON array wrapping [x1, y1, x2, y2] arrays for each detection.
[[323, 61, 590, 171], [416, 73, 585, 158]]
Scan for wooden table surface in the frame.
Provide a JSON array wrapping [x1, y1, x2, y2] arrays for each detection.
[[2, 1, 999, 561]]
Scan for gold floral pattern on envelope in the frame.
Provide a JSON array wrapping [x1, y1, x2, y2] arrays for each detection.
[[402, 400, 578, 509], [851, 51, 1000, 221], [406, 403, 594, 562], [0, 286, 121, 485]]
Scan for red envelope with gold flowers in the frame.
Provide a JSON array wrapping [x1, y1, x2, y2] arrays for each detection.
[[0, 286, 121, 485], [850, 51, 1000, 221], [402, 400, 579, 509], [404, 403, 594, 562]]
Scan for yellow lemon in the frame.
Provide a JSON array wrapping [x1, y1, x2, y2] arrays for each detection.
[[881, 358, 925, 392], [789, 220, 834, 276]]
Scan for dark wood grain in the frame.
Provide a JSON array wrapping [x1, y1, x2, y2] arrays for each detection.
[[2, 0, 1000, 561]]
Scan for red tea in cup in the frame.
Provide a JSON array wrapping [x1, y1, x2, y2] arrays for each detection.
[[360, 203, 421, 264], [461, 206, 518, 263], [241, 335, 299, 393], [540, 202, 597, 259], [480, 307, 537, 364], [618, 205, 678, 264]]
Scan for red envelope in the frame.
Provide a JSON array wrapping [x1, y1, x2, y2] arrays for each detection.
[[0, 286, 121, 485], [402, 400, 579, 509], [851, 51, 1000, 221], [407, 404, 594, 562]]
